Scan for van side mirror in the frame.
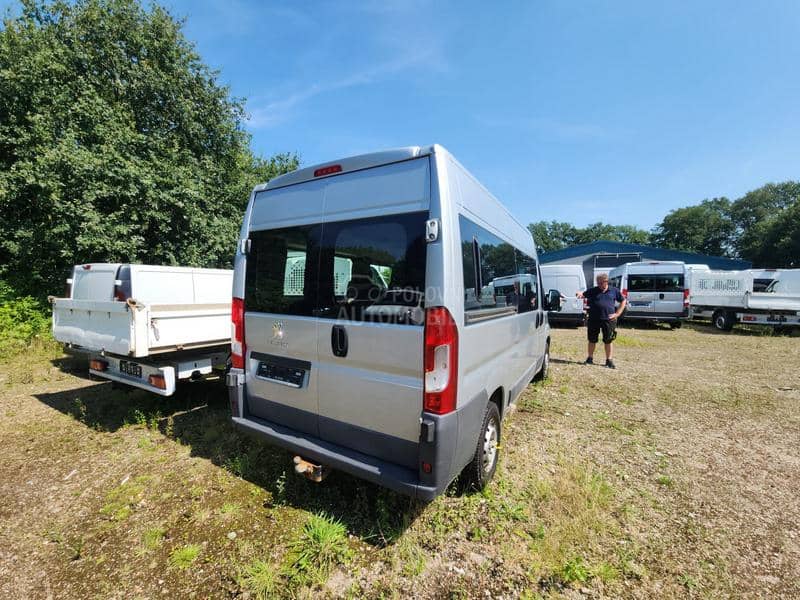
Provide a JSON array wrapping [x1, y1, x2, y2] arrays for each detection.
[[544, 289, 562, 311]]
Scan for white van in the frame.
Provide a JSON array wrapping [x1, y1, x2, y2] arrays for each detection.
[[540, 264, 587, 325], [227, 145, 561, 499], [608, 261, 689, 326]]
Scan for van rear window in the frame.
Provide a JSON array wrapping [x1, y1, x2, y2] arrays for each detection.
[[245, 212, 428, 324], [628, 274, 684, 292]]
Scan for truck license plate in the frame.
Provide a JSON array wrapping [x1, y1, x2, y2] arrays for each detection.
[[119, 360, 143, 378]]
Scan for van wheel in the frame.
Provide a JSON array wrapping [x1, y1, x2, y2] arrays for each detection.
[[669, 321, 682, 330], [534, 342, 550, 381], [712, 310, 734, 331], [462, 402, 500, 492]]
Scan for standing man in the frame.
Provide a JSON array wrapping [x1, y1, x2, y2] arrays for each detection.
[[576, 273, 626, 369]]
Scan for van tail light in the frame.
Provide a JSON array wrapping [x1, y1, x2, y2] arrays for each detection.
[[65, 278, 73, 299], [89, 359, 108, 372], [683, 289, 690, 308], [423, 307, 458, 415], [148, 374, 167, 390], [622, 288, 628, 298], [231, 297, 246, 369], [114, 285, 128, 302]]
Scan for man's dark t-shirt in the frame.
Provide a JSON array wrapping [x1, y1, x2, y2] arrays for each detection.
[[584, 286, 624, 321]]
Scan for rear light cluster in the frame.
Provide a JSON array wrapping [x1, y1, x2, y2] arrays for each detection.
[[114, 286, 128, 302], [148, 374, 166, 390], [231, 297, 246, 369], [89, 359, 108, 372], [683, 289, 690, 308], [423, 307, 458, 415], [621, 288, 628, 298]]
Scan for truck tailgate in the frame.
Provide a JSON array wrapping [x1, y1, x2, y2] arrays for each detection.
[[147, 304, 230, 353], [746, 294, 800, 312], [52, 298, 134, 355]]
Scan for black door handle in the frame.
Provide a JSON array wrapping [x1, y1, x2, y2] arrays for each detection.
[[659, 293, 665, 300], [331, 325, 348, 357]]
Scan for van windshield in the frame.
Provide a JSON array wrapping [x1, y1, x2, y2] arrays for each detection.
[[245, 211, 428, 325]]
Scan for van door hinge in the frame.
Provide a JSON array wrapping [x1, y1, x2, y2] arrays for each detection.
[[425, 219, 440, 243], [240, 238, 251, 254]]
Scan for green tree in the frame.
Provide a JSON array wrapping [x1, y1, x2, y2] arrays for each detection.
[[528, 221, 579, 252], [529, 221, 650, 252], [0, 0, 298, 298], [651, 198, 735, 257], [730, 182, 800, 264]]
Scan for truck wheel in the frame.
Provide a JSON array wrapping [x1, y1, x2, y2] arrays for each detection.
[[462, 402, 501, 492], [713, 310, 734, 331], [534, 342, 550, 381]]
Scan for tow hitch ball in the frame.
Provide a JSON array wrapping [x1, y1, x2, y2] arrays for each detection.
[[293, 456, 330, 483]]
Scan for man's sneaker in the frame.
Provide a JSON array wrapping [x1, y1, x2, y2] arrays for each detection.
[[584, 357, 593, 365], [606, 359, 616, 369]]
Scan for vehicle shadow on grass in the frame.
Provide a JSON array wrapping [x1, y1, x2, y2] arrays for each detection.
[[34, 380, 425, 546]]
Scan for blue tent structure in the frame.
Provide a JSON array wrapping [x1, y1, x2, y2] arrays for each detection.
[[539, 241, 750, 284]]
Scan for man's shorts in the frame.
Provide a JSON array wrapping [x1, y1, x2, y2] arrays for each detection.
[[587, 319, 616, 344]]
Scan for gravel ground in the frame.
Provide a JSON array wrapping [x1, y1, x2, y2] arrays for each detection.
[[1, 322, 798, 598]]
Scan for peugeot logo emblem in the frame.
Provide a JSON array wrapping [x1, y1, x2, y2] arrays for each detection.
[[272, 321, 284, 340]]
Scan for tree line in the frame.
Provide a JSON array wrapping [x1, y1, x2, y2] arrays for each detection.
[[530, 181, 799, 267], [0, 0, 298, 298]]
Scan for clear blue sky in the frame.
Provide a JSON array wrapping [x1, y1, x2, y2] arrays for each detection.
[[7, 1, 800, 229]]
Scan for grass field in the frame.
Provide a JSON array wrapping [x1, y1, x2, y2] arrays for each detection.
[[1, 323, 799, 598]]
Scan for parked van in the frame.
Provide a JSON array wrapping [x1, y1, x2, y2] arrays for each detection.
[[608, 261, 688, 326], [540, 264, 587, 325], [227, 145, 561, 499]]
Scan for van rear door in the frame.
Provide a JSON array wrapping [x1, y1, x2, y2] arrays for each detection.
[[654, 273, 685, 315], [314, 159, 430, 470], [243, 181, 326, 437], [626, 273, 657, 314]]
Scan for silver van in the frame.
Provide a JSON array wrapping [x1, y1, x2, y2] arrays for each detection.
[[608, 261, 688, 327], [227, 145, 561, 500]]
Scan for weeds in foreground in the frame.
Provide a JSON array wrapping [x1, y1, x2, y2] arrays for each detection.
[[239, 559, 281, 600], [142, 526, 166, 550], [285, 513, 352, 586], [169, 544, 201, 569], [527, 460, 622, 588]]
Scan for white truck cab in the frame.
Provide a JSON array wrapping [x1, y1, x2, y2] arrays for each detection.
[[227, 145, 561, 499]]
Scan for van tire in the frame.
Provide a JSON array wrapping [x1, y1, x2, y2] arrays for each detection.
[[669, 321, 682, 330], [462, 402, 501, 492], [712, 310, 735, 331], [534, 342, 550, 381]]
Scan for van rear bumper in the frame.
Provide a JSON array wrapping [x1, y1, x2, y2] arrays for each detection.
[[231, 414, 444, 500], [623, 310, 688, 322]]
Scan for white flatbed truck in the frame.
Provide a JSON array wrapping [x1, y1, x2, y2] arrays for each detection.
[[688, 269, 800, 331], [50, 263, 232, 395]]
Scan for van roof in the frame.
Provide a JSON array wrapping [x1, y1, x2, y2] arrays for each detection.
[[257, 145, 438, 191]]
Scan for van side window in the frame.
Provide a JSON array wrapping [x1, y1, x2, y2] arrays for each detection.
[[515, 250, 538, 311], [458, 215, 538, 319]]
